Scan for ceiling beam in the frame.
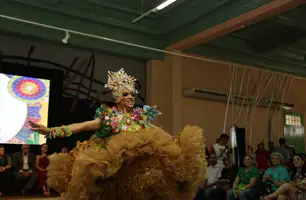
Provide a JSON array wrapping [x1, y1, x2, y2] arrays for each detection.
[[186, 45, 306, 77], [169, 0, 306, 50], [0, 1, 164, 60]]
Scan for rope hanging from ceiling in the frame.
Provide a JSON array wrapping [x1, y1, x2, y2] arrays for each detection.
[[224, 65, 295, 146], [223, 65, 235, 133]]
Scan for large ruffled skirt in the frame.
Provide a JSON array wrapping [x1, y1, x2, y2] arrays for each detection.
[[47, 125, 207, 200]]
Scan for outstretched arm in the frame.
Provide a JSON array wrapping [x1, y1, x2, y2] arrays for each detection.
[[63, 118, 101, 134], [29, 118, 102, 137]]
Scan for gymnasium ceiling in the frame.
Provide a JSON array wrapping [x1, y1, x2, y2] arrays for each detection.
[[1, 0, 306, 76]]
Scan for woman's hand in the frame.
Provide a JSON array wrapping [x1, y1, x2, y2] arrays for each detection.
[[263, 175, 272, 182], [28, 121, 51, 135]]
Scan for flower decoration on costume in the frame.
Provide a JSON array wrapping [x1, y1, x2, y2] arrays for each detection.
[[142, 105, 161, 123], [94, 105, 161, 138], [104, 68, 138, 102]]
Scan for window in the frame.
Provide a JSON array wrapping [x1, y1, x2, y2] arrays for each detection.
[[285, 114, 302, 126]]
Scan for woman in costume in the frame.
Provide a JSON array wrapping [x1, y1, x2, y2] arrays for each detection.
[[29, 69, 207, 200]]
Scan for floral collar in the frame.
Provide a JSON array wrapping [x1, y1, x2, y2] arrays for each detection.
[[95, 105, 161, 138]]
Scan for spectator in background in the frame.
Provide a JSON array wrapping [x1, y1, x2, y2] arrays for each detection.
[[227, 155, 260, 200], [0, 145, 12, 197], [211, 134, 230, 169], [263, 154, 306, 200], [263, 152, 290, 193], [255, 143, 269, 171], [36, 143, 50, 196], [221, 158, 238, 185], [12, 144, 37, 196], [268, 141, 275, 153], [193, 153, 222, 200], [273, 138, 290, 164], [286, 145, 296, 159]]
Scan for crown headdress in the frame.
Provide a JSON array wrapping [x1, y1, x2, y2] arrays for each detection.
[[104, 68, 138, 101]]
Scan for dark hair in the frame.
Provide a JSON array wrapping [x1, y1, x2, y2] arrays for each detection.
[[0, 145, 3, 149], [258, 142, 264, 147], [279, 138, 286, 145], [244, 155, 256, 166], [39, 143, 48, 154], [220, 134, 229, 140], [291, 154, 306, 180], [268, 141, 275, 145]]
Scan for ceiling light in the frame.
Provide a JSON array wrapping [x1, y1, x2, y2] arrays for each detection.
[[62, 31, 70, 44], [132, 0, 178, 23], [282, 106, 293, 110], [155, 0, 177, 11]]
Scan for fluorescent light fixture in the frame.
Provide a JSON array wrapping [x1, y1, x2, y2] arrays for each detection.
[[133, 0, 177, 23], [155, 0, 177, 11], [282, 106, 293, 110]]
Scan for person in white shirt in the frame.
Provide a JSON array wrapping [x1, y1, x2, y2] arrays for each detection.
[[12, 144, 37, 196], [211, 134, 230, 169], [193, 153, 223, 200]]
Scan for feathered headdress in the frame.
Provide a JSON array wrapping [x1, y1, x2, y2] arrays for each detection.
[[104, 68, 138, 101]]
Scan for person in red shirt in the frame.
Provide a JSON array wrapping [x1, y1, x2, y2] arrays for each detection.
[[255, 143, 269, 171]]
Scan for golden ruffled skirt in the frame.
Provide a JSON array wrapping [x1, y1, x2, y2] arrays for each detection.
[[47, 125, 207, 200]]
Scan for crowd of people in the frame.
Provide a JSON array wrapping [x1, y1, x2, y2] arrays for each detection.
[[0, 144, 68, 197], [0, 135, 305, 200], [194, 135, 306, 200]]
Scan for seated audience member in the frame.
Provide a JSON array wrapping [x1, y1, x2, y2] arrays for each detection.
[[273, 138, 290, 165], [221, 158, 238, 184], [211, 134, 230, 169], [263, 154, 306, 200], [36, 143, 50, 196], [194, 156, 238, 200], [262, 152, 290, 193], [193, 153, 222, 200], [0, 145, 12, 196], [255, 143, 269, 171], [227, 155, 260, 200], [12, 144, 37, 196]]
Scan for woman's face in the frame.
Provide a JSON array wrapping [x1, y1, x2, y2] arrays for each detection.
[[117, 88, 135, 109], [271, 155, 281, 166], [293, 155, 304, 168], [243, 156, 253, 167], [41, 144, 48, 153]]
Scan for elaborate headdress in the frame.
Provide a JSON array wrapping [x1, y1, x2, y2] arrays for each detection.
[[104, 68, 138, 101]]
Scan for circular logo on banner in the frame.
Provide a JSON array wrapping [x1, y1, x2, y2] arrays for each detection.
[[8, 76, 48, 103]]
